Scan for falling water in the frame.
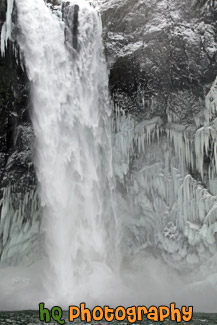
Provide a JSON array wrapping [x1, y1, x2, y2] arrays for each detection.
[[16, 0, 117, 306]]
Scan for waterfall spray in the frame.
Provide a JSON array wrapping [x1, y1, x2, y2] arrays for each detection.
[[16, 0, 117, 306]]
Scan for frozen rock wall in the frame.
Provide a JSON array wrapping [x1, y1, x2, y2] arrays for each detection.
[[104, 0, 217, 284], [0, 0, 40, 265]]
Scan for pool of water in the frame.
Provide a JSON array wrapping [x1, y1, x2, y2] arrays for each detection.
[[0, 311, 217, 324]]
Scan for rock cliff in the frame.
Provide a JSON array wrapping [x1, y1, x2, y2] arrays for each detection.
[[99, 0, 217, 277], [0, 1, 40, 265]]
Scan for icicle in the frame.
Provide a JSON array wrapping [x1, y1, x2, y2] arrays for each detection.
[[166, 124, 196, 174], [1, 0, 14, 57], [205, 77, 217, 122], [0, 186, 41, 265]]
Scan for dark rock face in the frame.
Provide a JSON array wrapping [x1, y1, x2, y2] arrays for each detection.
[[101, 0, 217, 122], [0, 45, 36, 191], [62, 2, 80, 51], [0, 3, 39, 264], [0, 5, 36, 197], [45, 0, 60, 6], [0, 1, 6, 27]]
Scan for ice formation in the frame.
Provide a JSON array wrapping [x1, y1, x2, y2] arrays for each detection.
[[113, 106, 162, 182], [0, 186, 41, 265], [194, 78, 217, 181], [113, 77, 217, 276], [1, 0, 14, 56]]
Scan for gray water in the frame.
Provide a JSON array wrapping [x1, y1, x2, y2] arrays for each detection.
[[0, 312, 217, 325]]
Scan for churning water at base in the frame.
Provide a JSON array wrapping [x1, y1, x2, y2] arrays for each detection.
[[15, 0, 117, 306]]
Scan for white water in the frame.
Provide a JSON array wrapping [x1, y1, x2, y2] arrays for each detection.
[[15, 0, 117, 306]]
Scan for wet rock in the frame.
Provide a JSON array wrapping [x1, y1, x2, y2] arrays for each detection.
[[100, 0, 217, 122], [0, 3, 36, 203]]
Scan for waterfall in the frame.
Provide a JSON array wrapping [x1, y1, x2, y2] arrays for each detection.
[[0, 0, 216, 313], [16, 0, 117, 305]]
